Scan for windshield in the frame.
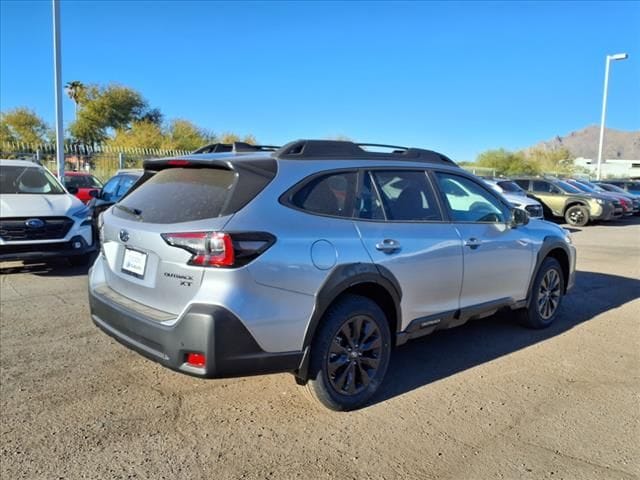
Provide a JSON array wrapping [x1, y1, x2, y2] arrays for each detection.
[[0, 165, 66, 194], [601, 183, 628, 194], [65, 174, 103, 188], [556, 180, 582, 194], [497, 180, 525, 194], [568, 180, 595, 192]]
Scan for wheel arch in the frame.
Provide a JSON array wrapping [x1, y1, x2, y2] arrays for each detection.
[[563, 200, 589, 215], [295, 263, 402, 383], [525, 236, 571, 307]]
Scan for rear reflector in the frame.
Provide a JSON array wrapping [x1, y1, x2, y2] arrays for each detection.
[[186, 352, 206, 367]]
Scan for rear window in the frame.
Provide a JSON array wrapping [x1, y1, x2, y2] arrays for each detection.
[[114, 168, 237, 224]]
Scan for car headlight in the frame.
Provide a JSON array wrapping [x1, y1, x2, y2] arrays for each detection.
[[595, 198, 605, 205]]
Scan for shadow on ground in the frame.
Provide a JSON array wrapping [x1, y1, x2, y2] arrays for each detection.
[[0, 255, 95, 277], [372, 270, 640, 406]]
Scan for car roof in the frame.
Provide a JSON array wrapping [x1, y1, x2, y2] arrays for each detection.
[[0, 159, 41, 167]]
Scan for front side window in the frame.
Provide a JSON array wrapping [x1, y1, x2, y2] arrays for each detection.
[[114, 175, 137, 200], [436, 172, 507, 223], [0, 165, 65, 194], [291, 171, 357, 217], [368, 170, 442, 221]]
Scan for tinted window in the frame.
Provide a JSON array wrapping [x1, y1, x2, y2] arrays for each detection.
[[114, 167, 237, 224], [0, 165, 65, 194], [532, 180, 561, 193], [436, 173, 507, 223], [291, 172, 357, 217], [370, 170, 441, 221], [355, 172, 385, 220], [513, 179, 530, 190]]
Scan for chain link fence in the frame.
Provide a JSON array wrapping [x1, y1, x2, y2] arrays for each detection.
[[1, 142, 190, 182]]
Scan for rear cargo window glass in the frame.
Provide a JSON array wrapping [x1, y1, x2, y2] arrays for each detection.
[[114, 168, 237, 224], [291, 172, 357, 217]]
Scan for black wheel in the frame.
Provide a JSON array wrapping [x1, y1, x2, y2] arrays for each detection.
[[305, 294, 391, 411], [564, 205, 589, 227], [516, 257, 564, 329], [68, 253, 91, 267]]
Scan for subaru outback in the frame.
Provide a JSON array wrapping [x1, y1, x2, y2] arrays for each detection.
[[89, 140, 576, 411]]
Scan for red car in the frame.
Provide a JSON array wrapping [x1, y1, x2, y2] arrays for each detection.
[[64, 172, 103, 204]]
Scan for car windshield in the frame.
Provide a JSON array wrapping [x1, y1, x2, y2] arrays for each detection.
[[556, 180, 582, 194], [65, 174, 103, 188], [569, 180, 595, 192], [0, 165, 65, 194], [600, 183, 628, 194], [497, 180, 526, 194]]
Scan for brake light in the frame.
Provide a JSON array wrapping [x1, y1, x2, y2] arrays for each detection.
[[167, 159, 190, 166], [161, 231, 233, 267], [161, 231, 275, 268]]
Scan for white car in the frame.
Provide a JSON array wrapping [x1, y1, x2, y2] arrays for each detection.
[[483, 179, 544, 219], [0, 159, 95, 265]]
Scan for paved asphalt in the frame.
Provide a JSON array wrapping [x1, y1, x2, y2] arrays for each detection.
[[1, 218, 639, 479]]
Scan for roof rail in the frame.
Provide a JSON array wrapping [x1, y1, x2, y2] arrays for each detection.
[[273, 139, 457, 166], [192, 142, 280, 154]]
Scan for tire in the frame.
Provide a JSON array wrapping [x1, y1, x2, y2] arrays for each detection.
[[564, 205, 589, 227], [68, 253, 91, 267], [516, 257, 564, 329], [305, 294, 391, 411]]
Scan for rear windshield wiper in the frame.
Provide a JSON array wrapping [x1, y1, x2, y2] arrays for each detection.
[[114, 204, 142, 217]]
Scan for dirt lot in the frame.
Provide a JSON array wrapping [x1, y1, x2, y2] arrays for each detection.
[[1, 219, 639, 480]]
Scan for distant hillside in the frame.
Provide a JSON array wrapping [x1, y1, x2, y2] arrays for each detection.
[[528, 126, 640, 160]]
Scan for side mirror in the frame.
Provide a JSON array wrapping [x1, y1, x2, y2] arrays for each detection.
[[89, 189, 101, 199], [511, 208, 530, 227], [66, 186, 78, 195]]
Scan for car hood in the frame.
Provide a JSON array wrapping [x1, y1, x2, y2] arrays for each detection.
[[0, 193, 84, 217]]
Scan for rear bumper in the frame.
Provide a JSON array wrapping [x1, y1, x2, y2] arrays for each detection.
[[89, 284, 302, 378], [0, 236, 95, 261]]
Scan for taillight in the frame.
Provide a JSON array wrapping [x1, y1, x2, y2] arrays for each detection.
[[166, 159, 191, 166], [161, 231, 275, 268]]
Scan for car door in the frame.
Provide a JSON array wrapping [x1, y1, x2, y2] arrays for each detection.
[[529, 180, 565, 216], [354, 169, 463, 330], [433, 171, 534, 309]]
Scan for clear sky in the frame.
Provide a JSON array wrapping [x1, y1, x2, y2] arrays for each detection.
[[1, 0, 639, 161]]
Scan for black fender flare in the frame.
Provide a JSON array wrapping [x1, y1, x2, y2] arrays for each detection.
[[523, 235, 571, 308], [295, 263, 402, 383]]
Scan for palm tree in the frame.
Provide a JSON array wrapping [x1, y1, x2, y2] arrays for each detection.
[[64, 80, 85, 118]]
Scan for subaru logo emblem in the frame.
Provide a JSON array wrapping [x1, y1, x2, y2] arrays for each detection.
[[25, 218, 45, 229], [119, 229, 130, 243]]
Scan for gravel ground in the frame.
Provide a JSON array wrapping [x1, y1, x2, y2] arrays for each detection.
[[1, 218, 639, 479]]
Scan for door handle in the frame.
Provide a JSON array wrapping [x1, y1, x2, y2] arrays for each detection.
[[375, 238, 401, 253], [464, 237, 482, 249]]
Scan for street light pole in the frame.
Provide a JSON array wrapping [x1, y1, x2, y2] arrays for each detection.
[[52, 0, 65, 181], [596, 53, 628, 180]]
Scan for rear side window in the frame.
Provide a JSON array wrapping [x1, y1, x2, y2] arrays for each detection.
[[369, 170, 442, 221], [290, 172, 357, 217], [114, 168, 237, 224]]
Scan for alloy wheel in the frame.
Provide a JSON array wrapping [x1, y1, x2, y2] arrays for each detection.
[[326, 315, 382, 396], [537, 269, 561, 319]]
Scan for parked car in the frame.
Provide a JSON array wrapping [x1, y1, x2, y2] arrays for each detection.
[[64, 171, 103, 204], [512, 177, 622, 227], [596, 182, 640, 215], [87, 169, 144, 237], [482, 179, 544, 219], [601, 179, 640, 195], [89, 140, 576, 411], [0, 159, 95, 265], [564, 179, 636, 217]]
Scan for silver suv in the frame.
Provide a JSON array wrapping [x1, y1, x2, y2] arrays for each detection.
[[89, 140, 576, 411]]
